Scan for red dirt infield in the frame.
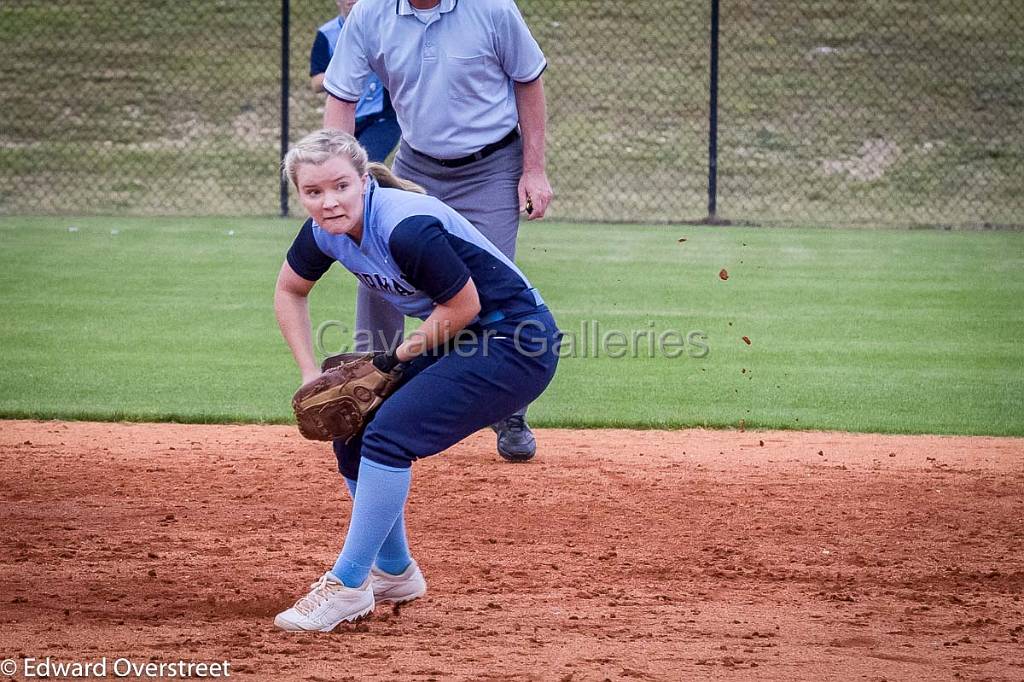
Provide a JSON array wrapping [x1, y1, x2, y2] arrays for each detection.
[[1, 420, 1022, 681]]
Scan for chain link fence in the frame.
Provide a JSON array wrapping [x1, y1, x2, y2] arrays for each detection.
[[1, 1, 1022, 227], [708, 1, 1024, 229]]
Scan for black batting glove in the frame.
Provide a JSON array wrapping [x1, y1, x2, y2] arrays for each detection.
[[372, 350, 400, 373]]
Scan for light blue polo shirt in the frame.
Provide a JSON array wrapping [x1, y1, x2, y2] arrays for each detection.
[[310, 16, 385, 120], [323, 0, 546, 159]]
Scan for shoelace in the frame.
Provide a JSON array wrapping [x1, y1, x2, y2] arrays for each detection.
[[505, 415, 528, 433], [293, 573, 341, 615]]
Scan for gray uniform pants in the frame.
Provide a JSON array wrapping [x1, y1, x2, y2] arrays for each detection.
[[353, 135, 529, 418]]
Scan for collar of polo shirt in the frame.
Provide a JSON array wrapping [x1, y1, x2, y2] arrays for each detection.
[[397, 0, 456, 16]]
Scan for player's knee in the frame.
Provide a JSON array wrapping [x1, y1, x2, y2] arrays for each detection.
[[360, 423, 416, 470]]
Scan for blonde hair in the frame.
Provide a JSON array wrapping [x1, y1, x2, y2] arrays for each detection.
[[282, 129, 425, 194]]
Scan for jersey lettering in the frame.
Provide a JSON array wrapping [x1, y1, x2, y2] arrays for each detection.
[[355, 272, 415, 297]]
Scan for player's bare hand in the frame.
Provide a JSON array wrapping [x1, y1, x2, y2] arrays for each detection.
[[518, 169, 553, 220], [301, 369, 322, 385]]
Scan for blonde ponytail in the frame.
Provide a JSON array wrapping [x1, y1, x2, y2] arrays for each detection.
[[367, 162, 426, 194]]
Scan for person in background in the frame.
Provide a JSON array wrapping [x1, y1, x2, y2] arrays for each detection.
[[322, 0, 554, 462], [310, 0, 400, 163], [311, 0, 406, 371]]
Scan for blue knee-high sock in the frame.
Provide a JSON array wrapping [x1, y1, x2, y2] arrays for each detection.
[[332, 459, 411, 588], [343, 477, 413, 576]]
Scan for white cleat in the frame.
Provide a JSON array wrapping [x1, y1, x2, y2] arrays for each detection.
[[371, 560, 427, 604], [274, 572, 374, 632]]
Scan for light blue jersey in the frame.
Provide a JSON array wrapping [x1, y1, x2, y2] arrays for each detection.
[[311, 16, 385, 120], [287, 179, 540, 322]]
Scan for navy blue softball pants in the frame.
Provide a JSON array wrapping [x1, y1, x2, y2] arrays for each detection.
[[333, 307, 560, 478]]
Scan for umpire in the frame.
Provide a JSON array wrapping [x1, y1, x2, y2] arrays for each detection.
[[322, 0, 553, 462]]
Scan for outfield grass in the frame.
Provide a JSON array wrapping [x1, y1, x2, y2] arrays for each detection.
[[1, 216, 1021, 436]]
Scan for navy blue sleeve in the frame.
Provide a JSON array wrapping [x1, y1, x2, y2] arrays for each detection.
[[310, 31, 332, 76], [286, 219, 335, 281], [388, 216, 471, 304]]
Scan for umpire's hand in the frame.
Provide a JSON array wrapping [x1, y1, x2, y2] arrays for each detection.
[[519, 169, 553, 220]]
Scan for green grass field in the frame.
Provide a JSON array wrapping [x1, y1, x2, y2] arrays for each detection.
[[1, 216, 1021, 436]]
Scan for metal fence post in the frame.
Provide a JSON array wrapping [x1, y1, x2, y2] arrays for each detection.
[[279, 0, 290, 217], [706, 0, 720, 223]]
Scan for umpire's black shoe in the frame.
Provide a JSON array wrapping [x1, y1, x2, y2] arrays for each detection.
[[492, 415, 537, 462]]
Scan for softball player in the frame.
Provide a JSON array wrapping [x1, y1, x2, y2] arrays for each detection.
[[272, 129, 560, 631]]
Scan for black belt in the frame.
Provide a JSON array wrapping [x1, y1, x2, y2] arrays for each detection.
[[409, 128, 519, 168]]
